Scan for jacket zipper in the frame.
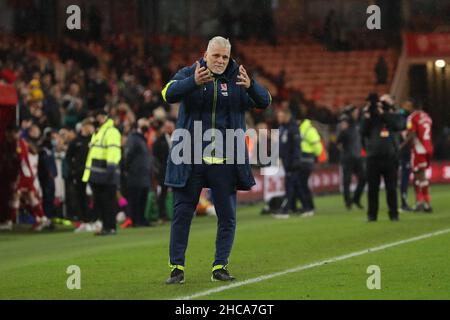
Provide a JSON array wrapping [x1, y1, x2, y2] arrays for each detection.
[[212, 78, 218, 157]]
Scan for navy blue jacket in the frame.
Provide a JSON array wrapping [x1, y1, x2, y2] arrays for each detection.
[[162, 58, 271, 190], [279, 120, 301, 172]]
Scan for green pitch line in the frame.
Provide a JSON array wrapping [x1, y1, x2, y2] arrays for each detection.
[[1, 185, 450, 300]]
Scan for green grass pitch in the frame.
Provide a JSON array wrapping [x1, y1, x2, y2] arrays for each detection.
[[1, 185, 450, 300]]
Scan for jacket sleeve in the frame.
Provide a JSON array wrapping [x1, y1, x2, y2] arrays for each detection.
[[306, 126, 323, 157], [162, 67, 198, 104], [105, 128, 122, 169], [290, 125, 301, 160], [245, 79, 272, 109]]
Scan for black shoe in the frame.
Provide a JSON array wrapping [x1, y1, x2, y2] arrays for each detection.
[[212, 267, 236, 282], [390, 216, 400, 222], [401, 204, 413, 212], [367, 217, 377, 223], [423, 204, 433, 213], [95, 229, 117, 236], [166, 268, 185, 285]]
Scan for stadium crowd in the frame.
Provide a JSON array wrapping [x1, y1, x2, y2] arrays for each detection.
[[1, 33, 450, 231]]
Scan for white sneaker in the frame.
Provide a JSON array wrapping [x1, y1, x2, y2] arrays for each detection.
[[0, 220, 13, 231], [92, 221, 103, 233], [75, 223, 91, 233], [33, 216, 51, 231], [272, 214, 290, 219], [302, 211, 315, 218], [116, 211, 126, 224]]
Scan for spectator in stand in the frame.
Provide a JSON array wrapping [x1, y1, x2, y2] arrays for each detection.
[[86, 69, 110, 111], [43, 84, 63, 129], [139, 89, 160, 118], [62, 82, 87, 129], [375, 55, 388, 85]]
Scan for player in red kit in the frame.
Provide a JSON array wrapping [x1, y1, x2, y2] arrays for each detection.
[[402, 105, 434, 213], [9, 133, 50, 231]]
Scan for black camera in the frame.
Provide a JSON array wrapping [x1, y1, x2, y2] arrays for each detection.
[[367, 93, 380, 116]]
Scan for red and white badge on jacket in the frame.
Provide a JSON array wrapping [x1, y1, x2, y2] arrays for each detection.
[[221, 83, 228, 97], [380, 127, 390, 138]]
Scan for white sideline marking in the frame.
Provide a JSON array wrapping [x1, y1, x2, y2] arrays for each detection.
[[176, 228, 450, 300]]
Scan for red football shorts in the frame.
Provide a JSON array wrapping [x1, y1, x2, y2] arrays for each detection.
[[411, 152, 431, 173]]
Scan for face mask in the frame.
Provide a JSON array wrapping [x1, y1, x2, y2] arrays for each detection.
[[51, 139, 58, 147], [140, 126, 149, 133], [93, 121, 100, 128]]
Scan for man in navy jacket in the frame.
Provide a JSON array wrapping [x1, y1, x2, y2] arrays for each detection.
[[276, 108, 302, 218], [162, 37, 271, 284]]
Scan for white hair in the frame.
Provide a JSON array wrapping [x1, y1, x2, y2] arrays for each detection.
[[207, 36, 231, 52]]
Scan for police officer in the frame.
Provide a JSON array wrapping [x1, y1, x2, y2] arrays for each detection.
[[276, 108, 302, 218], [298, 115, 323, 217], [337, 106, 366, 210], [162, 37, 271, 284], [361, 94, 405, 222], [82, 110, 122, 235]]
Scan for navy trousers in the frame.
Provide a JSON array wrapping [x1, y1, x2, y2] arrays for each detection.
[[282, 170, 302, 212], [169, 164, 237, 268], [299, 162, 315, 211]]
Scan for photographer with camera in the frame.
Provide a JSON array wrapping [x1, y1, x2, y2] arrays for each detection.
[[361, 94, 405, 222]]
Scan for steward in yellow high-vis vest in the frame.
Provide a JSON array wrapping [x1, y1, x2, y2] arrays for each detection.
[[297, 118, 323, 215], [82, 118, 122, 186], [83, 113, 122, 235], [299, 119, 323, 158]]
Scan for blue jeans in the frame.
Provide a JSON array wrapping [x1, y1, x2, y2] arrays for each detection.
[[169, 164, 237, 268]]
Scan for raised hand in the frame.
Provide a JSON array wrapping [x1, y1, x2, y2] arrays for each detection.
[[237, 65, 251, 89], [194, 61, 214, 86]]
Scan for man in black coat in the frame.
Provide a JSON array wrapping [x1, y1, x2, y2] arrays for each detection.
[[152, 120, 174, 222], [67, 120, 95, 230], [276, 108, 302, 218], [337, 106, 366, 210], [124, 118, 152, 227], [38, 128, 58, 220], [361, 94, 405, 222]]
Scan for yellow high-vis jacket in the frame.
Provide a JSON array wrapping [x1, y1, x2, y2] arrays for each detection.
[[299, 119, 323, 158], [82, 119, 122, 186]]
